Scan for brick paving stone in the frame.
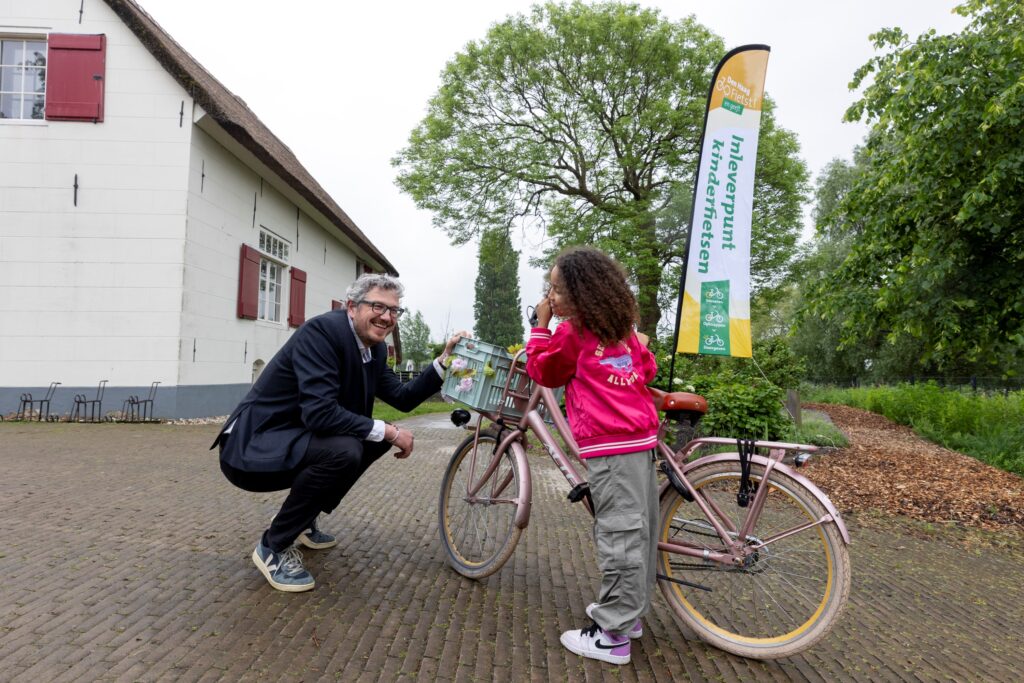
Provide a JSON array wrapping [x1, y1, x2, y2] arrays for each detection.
[[2, 417, 1023, 682]]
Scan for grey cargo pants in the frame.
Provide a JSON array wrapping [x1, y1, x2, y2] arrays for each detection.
[[586, 449, 659, 637]]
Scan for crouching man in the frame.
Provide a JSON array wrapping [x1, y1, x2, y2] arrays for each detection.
[[213, 273, 463, 592]]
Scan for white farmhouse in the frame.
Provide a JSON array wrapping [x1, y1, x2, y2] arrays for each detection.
[[1, 0, 399, 419]]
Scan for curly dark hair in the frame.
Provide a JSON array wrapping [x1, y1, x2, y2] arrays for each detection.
[[554, 247, 638, 346]]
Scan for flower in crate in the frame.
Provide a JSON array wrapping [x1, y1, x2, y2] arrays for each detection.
[[483, 363, 496, 378], [457, 377, 475, 393], [507, 343, 524, 355], [450, 357, 468, 372]]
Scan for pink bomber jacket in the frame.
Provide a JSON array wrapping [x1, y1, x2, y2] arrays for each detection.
[[525, 321, 659, 459]]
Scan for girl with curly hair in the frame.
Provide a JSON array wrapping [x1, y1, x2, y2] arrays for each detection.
[[525, 246, 659, 666]]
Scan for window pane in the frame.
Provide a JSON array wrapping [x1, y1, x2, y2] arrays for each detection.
[[28, 94, 43, 119], [25, 66, 44, 94], [0, 93, 20, 118], [1, 41, 21, 66], [0, 66, 20, 92], [25, 42, 45, 67]]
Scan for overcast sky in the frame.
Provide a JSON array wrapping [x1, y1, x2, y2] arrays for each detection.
[[135, 0, 967, 340]]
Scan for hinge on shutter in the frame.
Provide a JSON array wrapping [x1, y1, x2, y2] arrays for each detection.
[[179, 101, 184, 127], [79, 0, 84, 24], [73, 174, 79, 206]]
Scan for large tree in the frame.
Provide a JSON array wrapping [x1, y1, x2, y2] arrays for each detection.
[[474, 227, 524, 346], [805, 0, 1024, 371], [399, 310, 433, 368], [788, 156, 872, 382], [394, 1, 807, 334]]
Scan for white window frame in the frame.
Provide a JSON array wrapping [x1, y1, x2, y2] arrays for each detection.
[[0, 35, 46, 121], [256, 228, 290, 324]]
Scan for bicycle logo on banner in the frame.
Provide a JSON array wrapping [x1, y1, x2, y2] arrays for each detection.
[[704, 311, 725, 324], [705, 287, 725, 301], [703, 334, 725, 348]]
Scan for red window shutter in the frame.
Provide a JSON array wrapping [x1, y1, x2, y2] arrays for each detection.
[[237, 245, 260, 319], [45, 34, 106, 122], [288, 268, 307, 327], [331, 299, 344, 310]]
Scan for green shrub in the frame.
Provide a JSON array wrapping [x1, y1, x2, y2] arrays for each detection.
[[693, 371, 788, 441]]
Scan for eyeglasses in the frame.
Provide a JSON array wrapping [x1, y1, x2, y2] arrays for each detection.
[[357, 300, 406, 319]]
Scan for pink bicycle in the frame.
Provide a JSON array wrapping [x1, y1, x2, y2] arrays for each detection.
[[439, 343, 851, 659]]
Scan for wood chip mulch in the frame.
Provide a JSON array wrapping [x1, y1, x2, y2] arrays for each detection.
[[801, 403, 1024, 533]]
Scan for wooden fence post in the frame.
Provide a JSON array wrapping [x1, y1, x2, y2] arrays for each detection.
[[786, 389, 802, 429]]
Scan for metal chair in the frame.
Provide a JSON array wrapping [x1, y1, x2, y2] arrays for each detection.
[[16, 382, 61, 421], [72, 380, 108, 423]]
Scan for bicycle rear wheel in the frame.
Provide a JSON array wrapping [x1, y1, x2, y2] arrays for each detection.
[[438, 432, 524, 579], [657, 461, 850, 659]]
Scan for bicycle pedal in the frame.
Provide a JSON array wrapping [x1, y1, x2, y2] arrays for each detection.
[[660, 461, 694, 502], [567, 483, 590, 503]]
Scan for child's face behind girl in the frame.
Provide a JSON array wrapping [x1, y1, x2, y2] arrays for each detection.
[[548, 265, 572, 318]]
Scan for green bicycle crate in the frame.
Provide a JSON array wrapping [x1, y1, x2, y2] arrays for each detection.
[[441, 337, 563, 419]]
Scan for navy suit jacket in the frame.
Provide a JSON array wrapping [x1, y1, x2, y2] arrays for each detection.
[[214, 310, 443, 472]]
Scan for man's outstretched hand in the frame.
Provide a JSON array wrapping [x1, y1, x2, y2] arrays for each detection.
[[443, 330, 471, 357], [391, 427, 414, 459]]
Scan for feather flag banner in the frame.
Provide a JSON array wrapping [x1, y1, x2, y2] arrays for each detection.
[[674, 45, 770, 358]]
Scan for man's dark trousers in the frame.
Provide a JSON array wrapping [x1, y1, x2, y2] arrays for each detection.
[[220, 434, 390, 552]]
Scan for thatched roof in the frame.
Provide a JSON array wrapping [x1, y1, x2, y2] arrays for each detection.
[[104, 0, 396, 274]]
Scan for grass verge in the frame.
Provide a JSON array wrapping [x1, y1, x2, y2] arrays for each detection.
[[372, 398, 458, 424]]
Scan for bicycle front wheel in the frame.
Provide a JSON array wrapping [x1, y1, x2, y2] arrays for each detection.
[[438, 432, 524, 579], [658, 461, 850, 659]]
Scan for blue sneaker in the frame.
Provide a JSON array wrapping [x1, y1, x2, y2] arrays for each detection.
[[586, 603, 643, 638], [252, 542, 315, 592], [298, 514, 337, 550]]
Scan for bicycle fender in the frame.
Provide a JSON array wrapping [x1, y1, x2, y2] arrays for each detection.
[[682, 454, 851, 545], [510, 441, 533, 530]]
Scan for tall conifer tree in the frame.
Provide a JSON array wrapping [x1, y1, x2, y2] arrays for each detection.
[[474, 228, 524, 347]]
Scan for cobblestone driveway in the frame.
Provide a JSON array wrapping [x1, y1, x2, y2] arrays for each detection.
[[1, 416, 1021, 682]]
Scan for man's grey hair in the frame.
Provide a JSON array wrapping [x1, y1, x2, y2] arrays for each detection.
[[345, 273, 404, 303]]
